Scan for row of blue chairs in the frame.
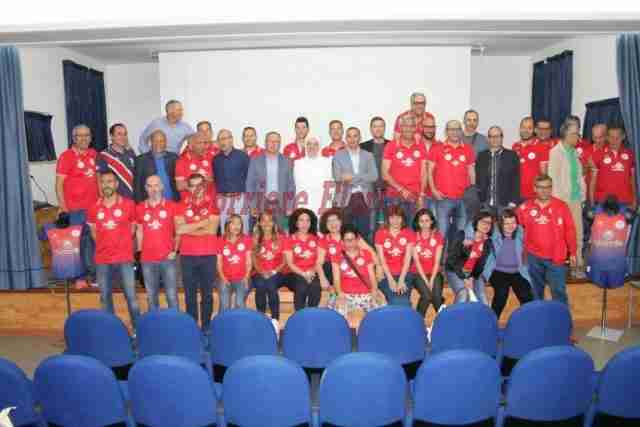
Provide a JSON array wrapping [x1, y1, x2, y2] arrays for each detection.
[[2, 345, 639, 427], [63, 300, 573, 389]]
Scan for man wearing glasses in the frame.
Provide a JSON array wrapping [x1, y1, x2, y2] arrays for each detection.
[[393, 92, 435, 139], [517, 174, 577, 304]]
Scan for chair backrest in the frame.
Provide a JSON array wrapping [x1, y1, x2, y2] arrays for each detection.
[[502, 300, 572, 359], [357, 306, 426, 364], [282, 307, 352, 369], [430, 303, 499, 357], [209, 309, 278, 367], [64, 309, 135, 367], [136, 309, 203, 365], [129, 355, 218, 427], [595, 345, 640, 419], [413, 350, 501, 425], [0, 357, 42, 427], [34, 354, 129, 427], [504, 346, 594, 423], [223, 355, 311, 427], [319, 352, 407, 427]]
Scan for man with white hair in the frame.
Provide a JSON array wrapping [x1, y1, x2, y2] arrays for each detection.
[[393, 92, 435, 139], [139, 100, 194, 154]]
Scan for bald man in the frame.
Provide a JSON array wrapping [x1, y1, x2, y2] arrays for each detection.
[[213, 129, 251, 231]]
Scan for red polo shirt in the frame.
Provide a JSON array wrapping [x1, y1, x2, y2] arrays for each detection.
[[411, 230, 444, 274], [393, 110, 436, 137], [517, 197, 577, 265], [463, 237, 487, 272], [284, 233, 320, 272], [220, 235, 253, 281], [321, 142, 345, 158], [320, 234, 343, 262], [420, 138, 442, 198], [135, 199, 177, 262], [255, 234, 286, 272], [375, 228, 415, 275], [512, 138, 550, 200], [176, 194, 220, 256], [245, 146, 264, 159], [335, 249, 374, 294], [283, 142, 305, 162], [592, 147, 636, 204], [175, 151, 216, 200], [383, 139, 427, 198], [427, 140, 475, 199], [87, 196, 135, 264], [56, 148, 99, 211]]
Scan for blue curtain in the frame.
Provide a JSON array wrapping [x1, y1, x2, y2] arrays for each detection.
[[62, 60, 108, 151], [617, 33, 640, 276], [530, 51, 573, 136], [0, 47, 45, 289], [582, 98, 624, 141], [25, 111, 56, 161]]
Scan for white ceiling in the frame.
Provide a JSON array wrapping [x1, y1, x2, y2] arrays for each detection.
[[1, 18, 638, 63]]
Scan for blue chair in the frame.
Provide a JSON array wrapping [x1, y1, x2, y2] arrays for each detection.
[[497, 346, 594, 427], [282, 308, 351, 370], [319, 352, 407, 427], [430, 303, 499, 357], [499, 300, 572, 376], [34, 354, 133, 427], [357, 306, 426, 379], [586, 345, 640, 427], [129, 355, 219, 427], [411, 349, 501, 426], [209, 309, 278, 396], [136, 309, 209, 371], [0, 357, 44, 427], [223, 355, 312, 427]]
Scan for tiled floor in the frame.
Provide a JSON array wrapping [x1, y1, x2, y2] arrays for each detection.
[[1, 325, 639, 377]]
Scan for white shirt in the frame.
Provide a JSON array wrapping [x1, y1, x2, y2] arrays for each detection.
[[347, 148, 363, 193], [294, 155, 334, 215]]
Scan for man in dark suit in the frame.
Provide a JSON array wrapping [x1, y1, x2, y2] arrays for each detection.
[[475, 126, 520, 214], [134, 129, 180, 203], [361, 116, 390, 233]]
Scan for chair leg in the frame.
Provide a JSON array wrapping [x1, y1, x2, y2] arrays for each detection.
[[629, 285, 635, 329]]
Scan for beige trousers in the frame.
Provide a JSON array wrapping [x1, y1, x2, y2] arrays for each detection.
[[566, 201, 584, 268]]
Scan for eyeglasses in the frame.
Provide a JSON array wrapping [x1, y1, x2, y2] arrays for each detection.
[[535, 184, 552, 189], [479, 219, 493, 226], [413, 101, 426, 105]]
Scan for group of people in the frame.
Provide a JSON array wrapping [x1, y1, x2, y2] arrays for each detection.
[[53, 93, 636, 331]]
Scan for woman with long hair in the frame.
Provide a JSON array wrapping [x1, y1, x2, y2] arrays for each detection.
[[217, 214, 252, 312], [411, 208, 445, 317]]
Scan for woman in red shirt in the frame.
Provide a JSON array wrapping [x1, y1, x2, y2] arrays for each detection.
[[251, 211, 286, 330], [411, 208, 445, 317], [284, 208, 328, 310], [374, 205, 416, 305], [217, 214, 253, 312]]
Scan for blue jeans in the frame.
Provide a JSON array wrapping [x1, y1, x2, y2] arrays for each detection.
[[385, 196, 417, 226], [379, 273, 415, 306], [252, 273, 282, 320], [446, 271, 488, 304], [435, 198, 467, 243], [218, 280, 249, 312], [69, 209, 95, 279], [181, 255, 217, 330], [96, 262, 140, 327], [141, 259, 179, 310], [526, 252, 568, 305]]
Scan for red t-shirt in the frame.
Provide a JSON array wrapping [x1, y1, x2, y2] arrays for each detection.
[[383, 139, 427, 197], [512, 138, 550, 200], [411, 230, 444, 274], [575, 140, 594, 187], [427, 141, 475, 199], [284, 233, 320, 272], [255, 234, 286, 272], [321, 143, 345, 158], [135, 199, 177, 262], [420, 138, 442, 198], [335, 249, 374, 294], [87, 197, 135, 264], [220, 235, 253, 281], [463, 237, 487, 272], [56, 148, 99, 211], [592, 147, 636, 204], [393, 110, 436, 137], [175, 194, 220, 256], [320, 234, 343, 263], [283, 142, 305, 162], [375, 228, 415, 275], [175, 151, 216, 200], [245, 147, 264, 159]]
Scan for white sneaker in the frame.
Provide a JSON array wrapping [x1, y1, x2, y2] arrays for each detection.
[[271, 318, 280, 334], [426, 327, 432, 342], [437, 304, 447, 314]]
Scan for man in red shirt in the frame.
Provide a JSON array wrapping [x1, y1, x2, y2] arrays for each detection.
[[242, 126, 264, 159], [175, 132, 215, 200], [513, 116, 550, 201], [517, 174, 577, 304], [534, 119, 553, 146], [590, 124, 637, 212], [322, 120, 346, 157], [175, 173, 220, 330], [382, 114, 427, 225], [283, 116, 310, 163], [55, 124, 99, 288], [428, 119, 475, 241], [393, 92, 435, 139], [198, 120, 219, 157], [87, 171, 140, 326], [421, 115, 441, 213], [136, 175, 179, 310]]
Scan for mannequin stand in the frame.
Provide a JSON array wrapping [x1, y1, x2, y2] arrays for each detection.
[[587, 287, 624, 342]]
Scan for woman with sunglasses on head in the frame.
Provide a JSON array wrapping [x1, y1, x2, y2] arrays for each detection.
[[411, 208, 445, 317]]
